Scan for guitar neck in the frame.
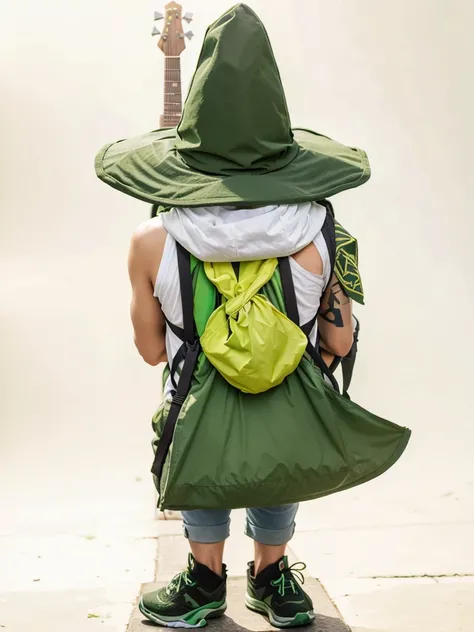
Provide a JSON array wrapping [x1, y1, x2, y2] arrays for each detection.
[[162, 56, 182, 128]]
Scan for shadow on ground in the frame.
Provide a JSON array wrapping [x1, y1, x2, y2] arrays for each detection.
[[128, 580, 350, 632], [136, 614, 348, 631]]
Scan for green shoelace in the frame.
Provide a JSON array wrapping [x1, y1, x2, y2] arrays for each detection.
[[166, 571, 197, 596], [270, 562, 307, 597]]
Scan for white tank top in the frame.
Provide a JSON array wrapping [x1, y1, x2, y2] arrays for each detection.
[[154, 233, 331, 399]]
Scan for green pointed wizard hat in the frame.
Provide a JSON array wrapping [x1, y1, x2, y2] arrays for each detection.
[[95, 4, 371, 208]]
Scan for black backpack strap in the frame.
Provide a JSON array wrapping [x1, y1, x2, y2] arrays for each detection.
[[312, 209, 341, 390], [151, 340, 200, 483], [340, 317, 360, 399], [278, 224, 340, 393], [169, 344, 186, 391], [299, 201, 337, 336], [319, 201, 337, 282], [151, 242, 201, 484], [305, 334, 340, 392], [278, 256, 300, 326], [301, 315, 317, 338], [176, 242, 196, 344], [162, 243, 197, 390], [320, 202, 360, 398], [279, 206, 336, 326], [164, 316, 185, 342]]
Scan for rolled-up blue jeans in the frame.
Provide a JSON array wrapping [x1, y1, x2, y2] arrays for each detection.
[[182, 504, 299, 546]]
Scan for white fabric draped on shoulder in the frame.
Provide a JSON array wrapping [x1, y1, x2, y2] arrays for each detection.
[[155, 203, 331, 401]]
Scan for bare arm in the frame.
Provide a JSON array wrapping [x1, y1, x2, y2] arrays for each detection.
[[318, 274, 353, 358], [128, 224, 167, 366]]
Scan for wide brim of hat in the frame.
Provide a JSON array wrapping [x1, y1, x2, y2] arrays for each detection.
[[95, 128, 370, 208]]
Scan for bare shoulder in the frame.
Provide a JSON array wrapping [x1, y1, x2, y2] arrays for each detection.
[[131, 217, 167, 249], [292, 241, 323, 276], [129, 218, 168, 281]]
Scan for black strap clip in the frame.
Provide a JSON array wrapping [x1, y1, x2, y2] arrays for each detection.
[[171, 393, 187, 407]]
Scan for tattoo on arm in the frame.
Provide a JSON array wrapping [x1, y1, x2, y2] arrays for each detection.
[[320, 280, 350, 328]]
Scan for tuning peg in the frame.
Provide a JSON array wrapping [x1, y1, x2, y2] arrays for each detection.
[[154, 11, 164, 20], [152, 26, 161, 36], [183, 12, 194, 23], [185, 30, 194, 40]]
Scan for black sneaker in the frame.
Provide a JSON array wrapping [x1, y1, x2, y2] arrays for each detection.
[[139, 553, 227, 628], [245, 556, 315, 628]]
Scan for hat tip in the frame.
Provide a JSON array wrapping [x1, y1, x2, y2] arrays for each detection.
[[231, 3, 258, 16]]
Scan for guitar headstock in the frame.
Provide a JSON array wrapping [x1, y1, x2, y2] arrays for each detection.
[[152, 1, 194, 57]]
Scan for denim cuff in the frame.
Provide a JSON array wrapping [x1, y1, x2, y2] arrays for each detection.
[[245, 519, 296, 546], [183, 521, 231, 543]]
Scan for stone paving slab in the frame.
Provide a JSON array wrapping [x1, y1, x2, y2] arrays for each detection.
[[290, 522, 474, 580], [127, 579, 349, 632], [0, 587, 135, 632], [0, 534, 156, 593], [323, 576, 474, 632], [0, 531, 156, 631]]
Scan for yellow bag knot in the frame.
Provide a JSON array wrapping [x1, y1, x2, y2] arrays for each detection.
[[201, 258, 308, 394]]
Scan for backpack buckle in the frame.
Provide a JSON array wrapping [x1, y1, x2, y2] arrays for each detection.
[[186, 340, 200, 353], [172, 393, 187, 406]]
